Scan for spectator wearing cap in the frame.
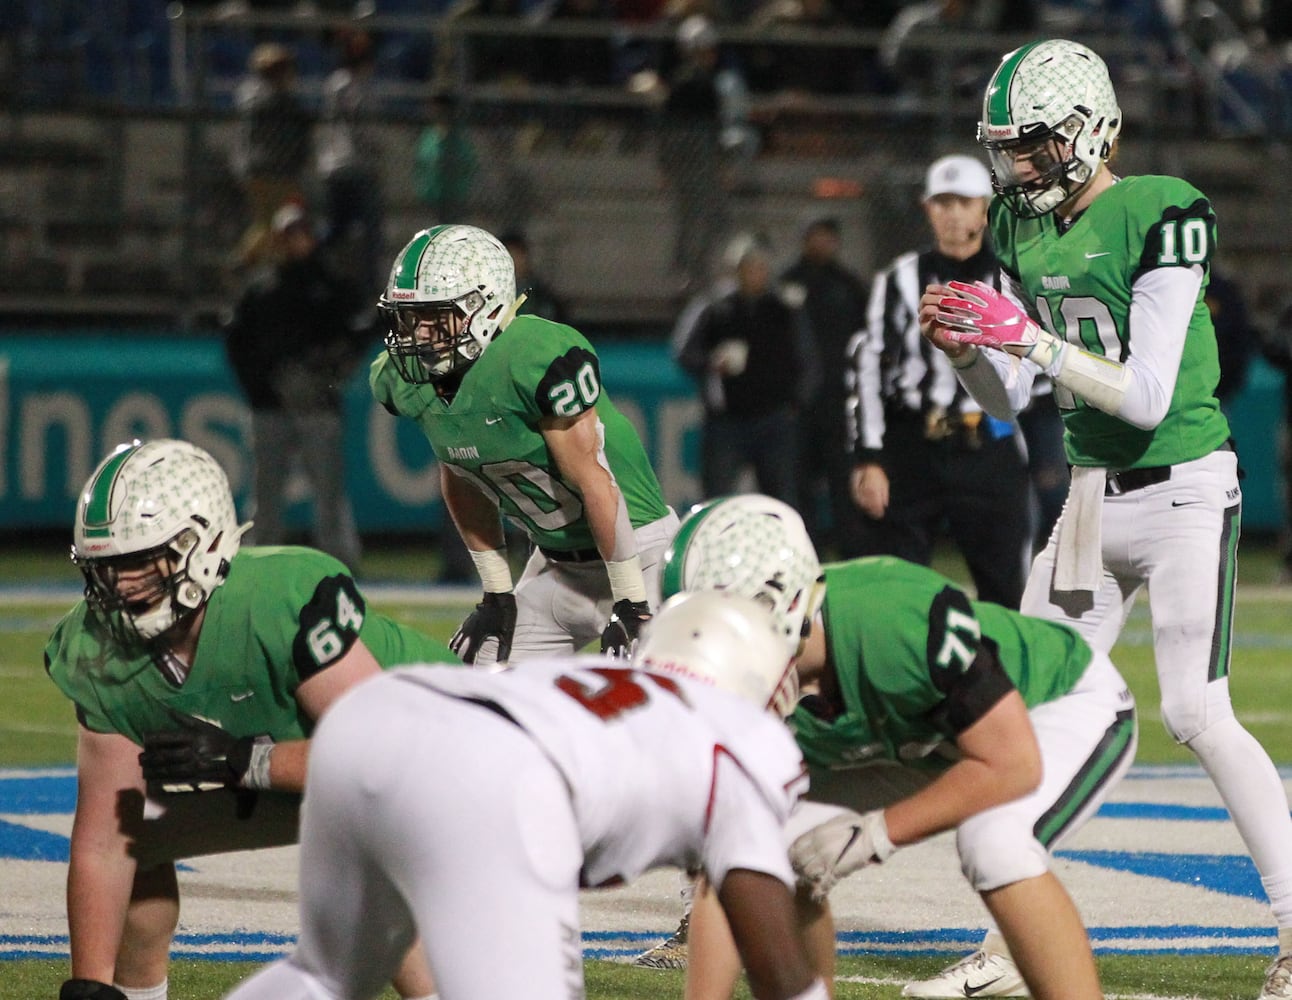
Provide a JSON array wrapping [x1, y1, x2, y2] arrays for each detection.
[[780, 215, 871, 559], [230, 42, 314, 275], [845, 153, 1031, 607], [223, 201, 375, 573], [674, 231, 821, 507]]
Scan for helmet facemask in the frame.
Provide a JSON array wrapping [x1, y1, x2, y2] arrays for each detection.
[[76, 526, 212, 646], [981, 116, 1090, 218], [380, 290, 495, 386], [379, 225, 518, 387]]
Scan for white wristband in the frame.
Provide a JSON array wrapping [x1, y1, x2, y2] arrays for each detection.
[[469, 548, 513, 594], [240, 739, 274, 791], [868, 809, 897, 861], [606, 554, 648, 604]]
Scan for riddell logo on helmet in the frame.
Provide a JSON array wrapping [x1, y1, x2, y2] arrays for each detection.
[[984, 124, 1015, 139], [389, 289, 418, 300]]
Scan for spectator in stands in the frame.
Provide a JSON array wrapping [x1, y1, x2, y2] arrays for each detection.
[[413, 89, 480, 224], [656, 15, 741, 292], [223, 201, 372, 574], [502, 229, 569, 324], [532, 0, 616, 87], [745, 0, 859, 95], [779, 215, 870, 558], [317, 28, 386, 296], [230, 43, 314, 275], [674, 231, 821, 507]]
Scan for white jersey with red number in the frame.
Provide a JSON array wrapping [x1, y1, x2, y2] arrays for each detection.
[[388, 656, 806, 890]]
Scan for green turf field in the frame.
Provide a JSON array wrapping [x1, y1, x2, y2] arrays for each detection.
[[4, 538, 1292, 999]]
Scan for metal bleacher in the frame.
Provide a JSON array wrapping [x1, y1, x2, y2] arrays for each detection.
[[1, 2, 1289, 332]]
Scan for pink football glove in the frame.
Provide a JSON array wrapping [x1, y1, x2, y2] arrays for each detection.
[[935, 280, 1042, 354]]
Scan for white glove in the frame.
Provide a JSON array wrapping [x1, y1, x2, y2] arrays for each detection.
[[789, 809, 896, 902]]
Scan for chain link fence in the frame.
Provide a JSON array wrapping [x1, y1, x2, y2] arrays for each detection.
[[1, 11, 1288, 332]]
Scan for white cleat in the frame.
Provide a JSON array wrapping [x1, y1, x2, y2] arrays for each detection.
[[631, 914, 689, 970], [901, 950, 1030, 998], [1260, 953, 1292, 1000]]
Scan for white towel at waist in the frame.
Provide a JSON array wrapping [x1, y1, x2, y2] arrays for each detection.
[[1054, 465, 1105, 595]]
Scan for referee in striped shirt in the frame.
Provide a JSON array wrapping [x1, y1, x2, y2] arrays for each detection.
[[844, 154, 1031, 608]]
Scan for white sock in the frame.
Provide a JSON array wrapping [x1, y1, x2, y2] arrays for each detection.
[[115, 981, 167, 1000], [1188, 717, 1292, 926], [982, 929, 1012, 962], [1279, 927, 1292, 956]]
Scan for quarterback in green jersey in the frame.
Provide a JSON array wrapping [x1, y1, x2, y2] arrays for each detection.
[[920, 38, 1292, 1000], [374, 224, 676, 666], [46, 439, 455, 1000], [656, 495, 1135, 1000]]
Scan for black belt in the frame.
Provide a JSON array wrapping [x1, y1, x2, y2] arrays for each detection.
[[1103, 440, 1235, 497], [1105, 465, 1171, 496], [539, 545, 602, 563]]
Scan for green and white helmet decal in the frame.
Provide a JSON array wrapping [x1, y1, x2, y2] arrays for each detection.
[[660, 494, 824, 657], [378, 225, 518, 385], [73, 439, 249, 641], [979, 39, 1122, 217], [635, 590, 800, 717]]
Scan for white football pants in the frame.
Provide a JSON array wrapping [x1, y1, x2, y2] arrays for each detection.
[[223, 676, 583, 1000]]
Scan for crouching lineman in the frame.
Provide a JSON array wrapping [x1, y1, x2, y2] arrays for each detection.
[[223, 590, 840, 1000], [664, 495, 1138, 1000], [48, 439, 458, 1000]]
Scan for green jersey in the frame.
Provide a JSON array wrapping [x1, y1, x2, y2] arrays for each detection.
[[791, 557, 1093, 771], [990, 174, 1230, 469], [370, 314, 669, 551], [45, 546, 459, 745]]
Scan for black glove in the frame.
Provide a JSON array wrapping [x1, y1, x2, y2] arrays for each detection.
[[60, 980, 127, 1000], [139, 714, 261, 793], [450, 591, 518, 664], [600, 599, 652, 657]]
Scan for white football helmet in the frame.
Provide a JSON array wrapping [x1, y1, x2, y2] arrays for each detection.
[[634, 590, 799, 717], [660, 494, 824, 657], [72, 439, 250, 644], [378, 224, 517, 385], [978, 39, 1122, 218]]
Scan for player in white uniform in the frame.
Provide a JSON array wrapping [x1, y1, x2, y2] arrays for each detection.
[[920, 38, 1292, 1000], [223, 592, 829, 1000]]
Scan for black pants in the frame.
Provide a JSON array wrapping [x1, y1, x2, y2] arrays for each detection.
[[860, 416, 1031, 609]]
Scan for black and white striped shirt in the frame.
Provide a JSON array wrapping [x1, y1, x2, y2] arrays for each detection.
[[845, 245, 1000, 462]]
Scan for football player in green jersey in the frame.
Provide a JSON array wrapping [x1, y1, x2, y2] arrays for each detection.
[[919, 38, 1292, 1000], [47, 439, 456, 1000], [373, 224, 677, 665], [658, 495, 1135, 1000]]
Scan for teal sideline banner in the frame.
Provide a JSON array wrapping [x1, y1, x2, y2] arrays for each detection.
[[0, 333, 1285, 535], [0, 333, 704, 534]]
